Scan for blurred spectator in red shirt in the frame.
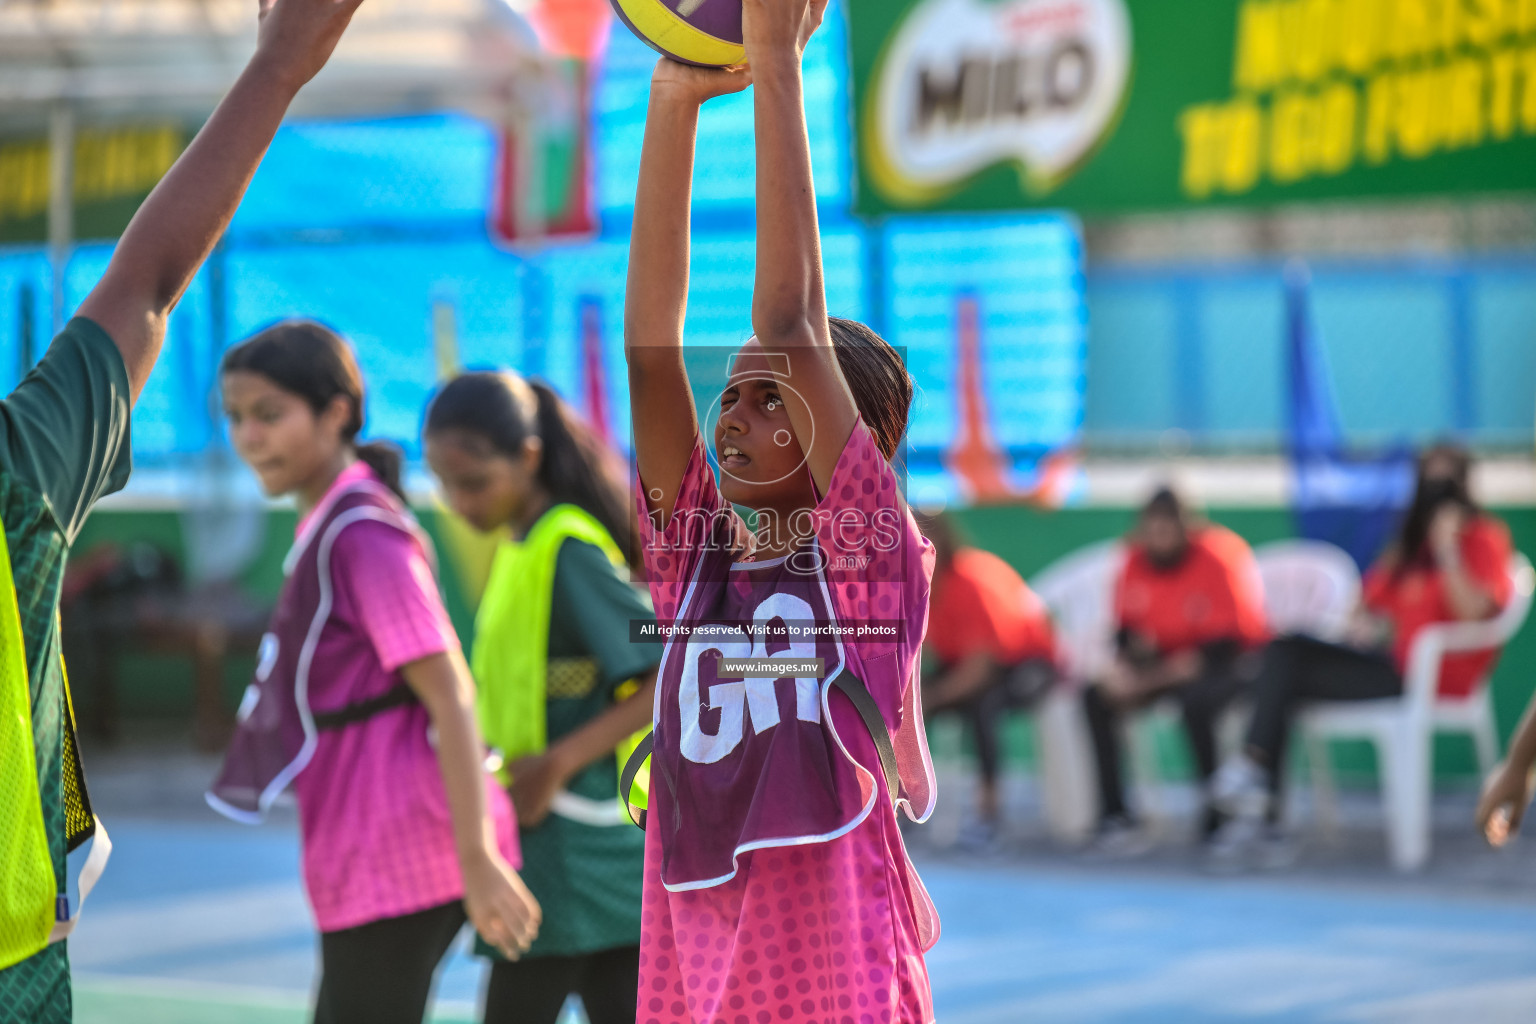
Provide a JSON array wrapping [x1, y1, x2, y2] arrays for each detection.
[[920, 514, 1056, 844], [1084, 487, 1269, 855], [1216, 444, 1515, 863]]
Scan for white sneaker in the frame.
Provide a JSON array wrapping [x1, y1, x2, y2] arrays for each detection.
[[957, 817, 1001, 853], [1204, 820, 1296, 874], [1203, 817, 1261, 874], [1255, 826, 1299, 871], [1083, 816, 1155, 860], [1211, 757, 1270, 820]]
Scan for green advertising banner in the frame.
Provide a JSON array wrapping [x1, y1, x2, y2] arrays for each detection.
[[850, 0, 1536, 216], [0, 124, 186, 244]]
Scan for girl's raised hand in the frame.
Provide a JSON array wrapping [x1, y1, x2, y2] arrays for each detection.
[[254, 0, 366, 89], [797, 0, 830, 54], [742, 0, 829, 65], [652, 57, 753, 106]]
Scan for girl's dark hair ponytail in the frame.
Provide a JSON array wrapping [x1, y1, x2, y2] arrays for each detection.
[[827, 316, 913, 463], [354, 440, 407, 502], [221, 319, 408, 502], [424, 372, 637, 566]]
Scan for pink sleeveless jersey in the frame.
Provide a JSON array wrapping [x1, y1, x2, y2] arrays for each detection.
[[635, 421, 939, 1024]]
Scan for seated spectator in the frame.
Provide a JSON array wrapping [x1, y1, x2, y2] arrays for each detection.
[[1215, 444, 1515, 860], [920, 513, 1057, 845], [1084, 488, 1268, 854]]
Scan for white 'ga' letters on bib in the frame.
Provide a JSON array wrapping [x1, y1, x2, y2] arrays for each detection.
[[678, 593, 820, 764]]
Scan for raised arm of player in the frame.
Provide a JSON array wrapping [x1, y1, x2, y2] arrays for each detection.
[[77, 0, 364, 405], [624, 59, 750, 525], [742, 0, 855, 496]]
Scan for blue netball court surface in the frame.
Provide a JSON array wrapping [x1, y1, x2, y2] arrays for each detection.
[[66, 809, 1536, 1024]]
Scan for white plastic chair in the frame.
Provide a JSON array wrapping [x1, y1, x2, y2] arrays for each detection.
[[1255, 540, 1362, 642], [1029, 541, 1125, 841], [1300, 552, 1535, 871], [1250, 540, 1361, 829], [1032, 540, 1125, 685]]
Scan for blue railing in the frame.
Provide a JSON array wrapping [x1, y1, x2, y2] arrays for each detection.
[[1084, 258, 1536, 452]]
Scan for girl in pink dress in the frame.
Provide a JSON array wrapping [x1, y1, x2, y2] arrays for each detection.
[[624, 2, 939, 1021], [209, 322, 541, 1024]]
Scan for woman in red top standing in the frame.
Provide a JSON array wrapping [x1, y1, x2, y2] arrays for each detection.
[[1216, 444, 1515, 841]]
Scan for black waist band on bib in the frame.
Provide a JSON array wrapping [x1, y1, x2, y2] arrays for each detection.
[[312, 683, 418, 731]]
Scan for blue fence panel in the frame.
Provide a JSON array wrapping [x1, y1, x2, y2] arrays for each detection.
[[1200, 278, 1284, 446], [433, 250, 527, 374], [1473, 271, 1536, 447], [0, 251, 50, 393], [235, 114, 494, 237], [1083, 279, 1180, 439], [1312, 276, 1452, 441], [539, 238, 630, 420], [885, 216, 1086, 503], [225, 241, 506, 456], [1084, 261, 1536, 450]]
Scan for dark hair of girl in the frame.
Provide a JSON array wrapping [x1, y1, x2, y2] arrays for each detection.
[[423, 371, 637, 566], [1142, 486, 1188, 524], [827, 317, 913, 463], [220, 319, 407, 502], [1392, 442, 1477, 574]]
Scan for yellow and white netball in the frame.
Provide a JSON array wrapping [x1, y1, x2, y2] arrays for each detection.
[[608, 0, 745, 68]]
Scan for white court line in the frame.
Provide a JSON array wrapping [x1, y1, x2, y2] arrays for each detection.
[[68, 883, 311, 970], [72, 974, 308, 1011], [73, 973, 482, 1021]]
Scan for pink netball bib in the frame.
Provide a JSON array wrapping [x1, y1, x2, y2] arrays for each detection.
[[650, 536, 882, 891]]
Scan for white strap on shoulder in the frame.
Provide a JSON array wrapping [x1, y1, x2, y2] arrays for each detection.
[[48, 817, 111, 944]]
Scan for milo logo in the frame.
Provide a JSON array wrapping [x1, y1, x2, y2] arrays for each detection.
[[864, 0, 1132, 203]]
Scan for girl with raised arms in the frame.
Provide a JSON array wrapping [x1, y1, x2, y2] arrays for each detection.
[[623, 1, 940, 1021]]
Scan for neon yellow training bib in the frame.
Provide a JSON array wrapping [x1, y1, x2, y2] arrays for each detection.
[[0, 535, 55, 970], [472, 505, 650, 813], [0, 536, 108, 971]]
